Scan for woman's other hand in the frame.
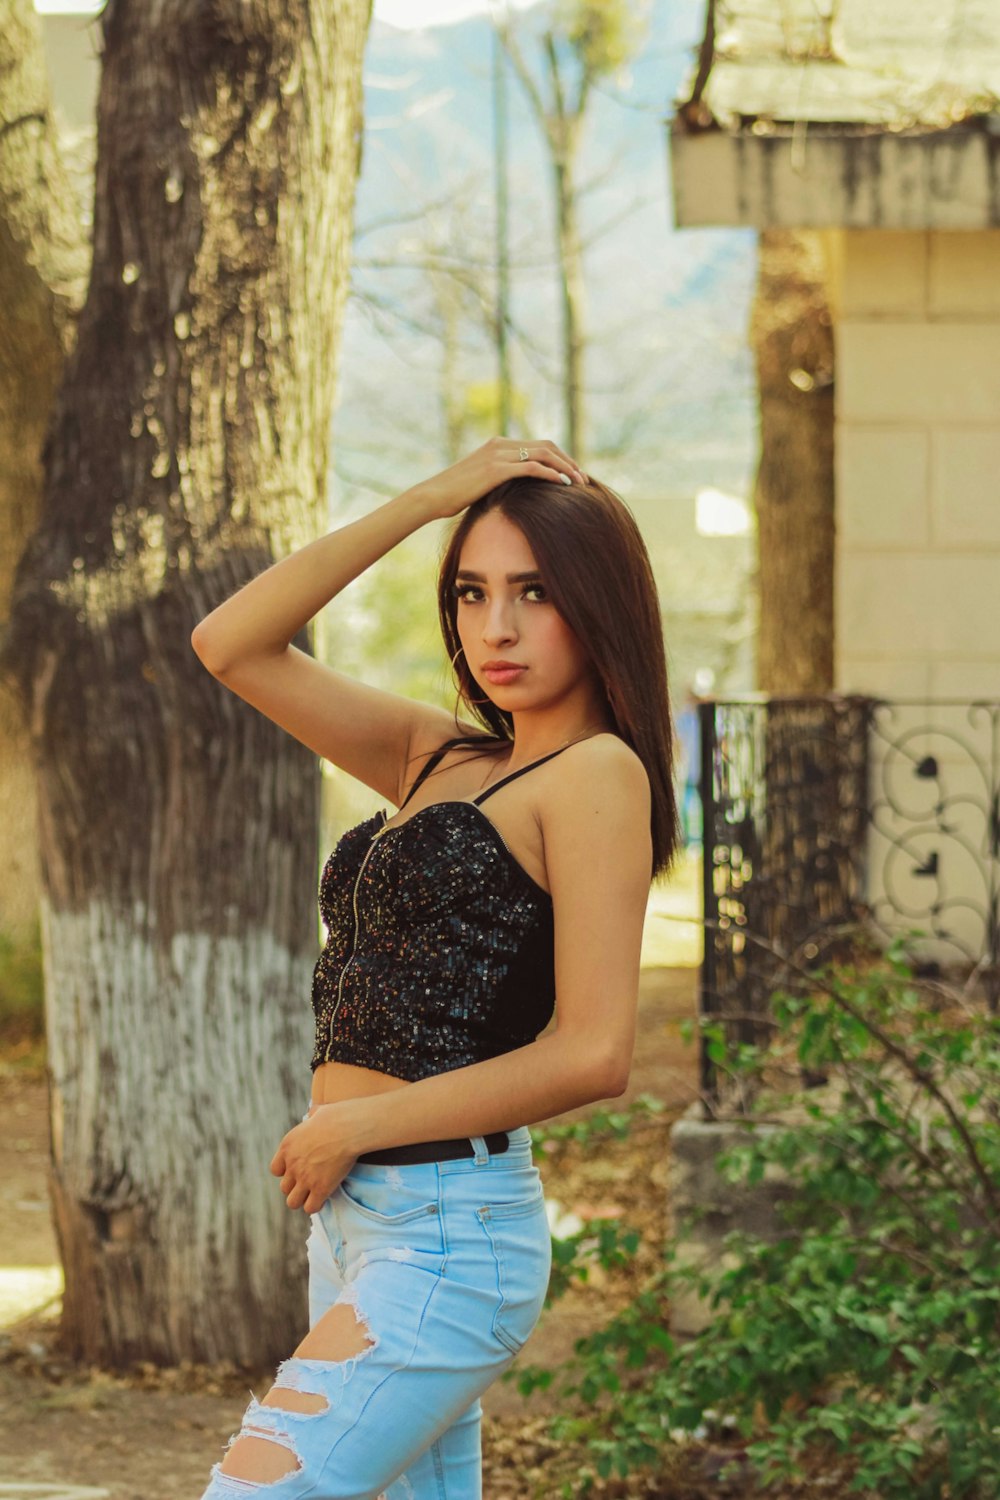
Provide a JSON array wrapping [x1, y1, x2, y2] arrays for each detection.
[[270, 1102, 360, 1215], [411, 436, 586, 520]]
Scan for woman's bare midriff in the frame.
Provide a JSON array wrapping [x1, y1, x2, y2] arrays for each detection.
[[310, 1059, 411, 1109]]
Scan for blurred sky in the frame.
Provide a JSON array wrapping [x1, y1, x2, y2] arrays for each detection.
[[376, 0, 539, 23], [34, 0, 541, 22]]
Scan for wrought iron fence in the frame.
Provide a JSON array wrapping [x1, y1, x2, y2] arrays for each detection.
[[699, 695, 1000, 1117]]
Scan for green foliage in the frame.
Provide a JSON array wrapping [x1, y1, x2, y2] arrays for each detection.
[[529, 1090, 667, 1150], [547, 1214, 643, 1306], [526, 1095, 664, 1302], [520, 947, 1000, 1497], [552, 0, 648, 79], [321, 527, 453, 710], [0, 918, 44, 1045], [463, 380, 530, 437]]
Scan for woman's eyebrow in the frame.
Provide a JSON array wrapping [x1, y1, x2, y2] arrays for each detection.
[[455, 570, 542, 583]]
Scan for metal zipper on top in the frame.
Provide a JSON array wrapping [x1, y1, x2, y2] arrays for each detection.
[[325, 814, 390, 1047]]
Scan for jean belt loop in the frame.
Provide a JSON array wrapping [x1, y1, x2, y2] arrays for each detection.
[[470, 1134, 490, 1166]]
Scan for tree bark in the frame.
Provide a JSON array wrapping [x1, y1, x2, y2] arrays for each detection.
[[543, 37, 586, 459], [498, 19, 596, 463], [437, 272, 466, 464], [1, 0, 372, 1366], [0, 0, 89, 942], [748, 232, 839, 1106], [551, 131, 586, 459], [751, 228, 835, 694]]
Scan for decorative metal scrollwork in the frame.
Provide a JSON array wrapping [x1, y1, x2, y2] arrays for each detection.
[[698, 696, 1000, 1118], [865, 699, 1000, 1006]]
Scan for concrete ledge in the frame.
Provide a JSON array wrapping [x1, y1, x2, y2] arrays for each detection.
[[666, 1076, 988, 1336], [667, 1103, 798, 1336], [669, 124, 1000, 230]]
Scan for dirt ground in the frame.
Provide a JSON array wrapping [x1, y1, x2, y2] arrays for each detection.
[[0, 967, 711, 1500]]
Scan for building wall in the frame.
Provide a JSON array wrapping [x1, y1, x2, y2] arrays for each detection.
[[823, 229, 1000, 976], [40, 14, 101, 132], [825, 228, 1000, 703]]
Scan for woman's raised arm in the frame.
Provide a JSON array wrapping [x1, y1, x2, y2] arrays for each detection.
[[189, 438, 583, 805], [190, 487, 435, 676], [189, 487, 459, 806]]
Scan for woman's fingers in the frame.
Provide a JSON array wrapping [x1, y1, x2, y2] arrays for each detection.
[[524, 460, 575, 486], [284, 1176, 307, 1212], [544, 443, 586, 484], [417, 437, 588, 519], [281, 1168, 331, 1215], [511, 440, 586, 486], [274, 1158, 307, 1209]]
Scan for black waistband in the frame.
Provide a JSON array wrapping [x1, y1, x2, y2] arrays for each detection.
[[355, 1131, 509, 1165]]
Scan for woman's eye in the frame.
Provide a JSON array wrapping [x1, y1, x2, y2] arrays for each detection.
[[452, 582, 547, 603]]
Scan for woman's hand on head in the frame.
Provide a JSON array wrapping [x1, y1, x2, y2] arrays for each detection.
[[411, 437, 587, 520]]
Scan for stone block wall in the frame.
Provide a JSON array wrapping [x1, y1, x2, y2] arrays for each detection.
[[826, 228, 1000, 704], [823, 230, 1000, 973]]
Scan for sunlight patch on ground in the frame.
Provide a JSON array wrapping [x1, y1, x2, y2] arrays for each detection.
[[0, 1487, 111, 1498], [642, 846, 703, 969], [0, 1267, 62, 1329]]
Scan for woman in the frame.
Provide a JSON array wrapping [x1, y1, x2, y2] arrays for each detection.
[[191, 436, 680, 1499]]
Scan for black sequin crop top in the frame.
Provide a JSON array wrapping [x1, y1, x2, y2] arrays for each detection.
[[310, 736, 572, 1082]]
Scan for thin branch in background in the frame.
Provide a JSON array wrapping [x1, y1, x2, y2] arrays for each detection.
[[500, 309, 565, 386], [575, 140, 639, 199], [354, 187, 468, 240], [354, 237, 558, 273], [355, 253, 494, 276], [351, 296, 454, 366], [331, 463, 407, 498], [701, 915, 1000, 1229], [589, 68, 693, 118], [589, 405, 659, 458], [676, 0, 718, 130], [577, 194, 650, 253], [351, 287, 448, 344], [829, 1036, 988, 1224]]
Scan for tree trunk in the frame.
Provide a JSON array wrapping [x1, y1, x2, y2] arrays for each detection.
[[0, 0, 372, 1367], [751, 228, 835, 694], [498, 22, 594, 464], [552, 139, 586, 460], [0, 0, 89, 944], [438, 275, 466, 464], [542, 29, 586, 462], [748, 232, 838, 1099]]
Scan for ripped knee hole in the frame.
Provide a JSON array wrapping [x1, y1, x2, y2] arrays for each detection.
[[218, 1291, 377, 1485]]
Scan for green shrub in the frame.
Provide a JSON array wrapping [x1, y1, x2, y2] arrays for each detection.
[[0, 918, 44, 1046], [527, 1098, 664, 1305], [520, 937, 1000, 1498]]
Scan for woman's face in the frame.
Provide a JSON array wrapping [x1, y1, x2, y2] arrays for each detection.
[[454, 509, 598, 713]]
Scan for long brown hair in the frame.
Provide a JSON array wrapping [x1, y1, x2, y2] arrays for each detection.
[[436, 476, 682, 879]]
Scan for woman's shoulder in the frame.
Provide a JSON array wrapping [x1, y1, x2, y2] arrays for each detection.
[[537, 734, 652, 886], [397, 719, 508, 804], [568, 730, 647, 776], [544, 732, 650, 811], [406, 717, 506, 768]]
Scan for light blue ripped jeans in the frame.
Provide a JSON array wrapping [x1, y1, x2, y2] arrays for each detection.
[[199, 1107, 552, 1500]]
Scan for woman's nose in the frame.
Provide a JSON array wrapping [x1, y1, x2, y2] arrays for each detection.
[[483, 601, 517, 645]]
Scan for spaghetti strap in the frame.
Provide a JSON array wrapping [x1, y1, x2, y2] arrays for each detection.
[[398, 735, 498, 810], [473, 744, 575, 805]]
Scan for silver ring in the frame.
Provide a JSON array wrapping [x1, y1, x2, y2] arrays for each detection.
[[518, 446, 530, 461]]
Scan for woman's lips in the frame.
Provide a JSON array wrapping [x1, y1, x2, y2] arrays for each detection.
[[482, 665, 527, 685]]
